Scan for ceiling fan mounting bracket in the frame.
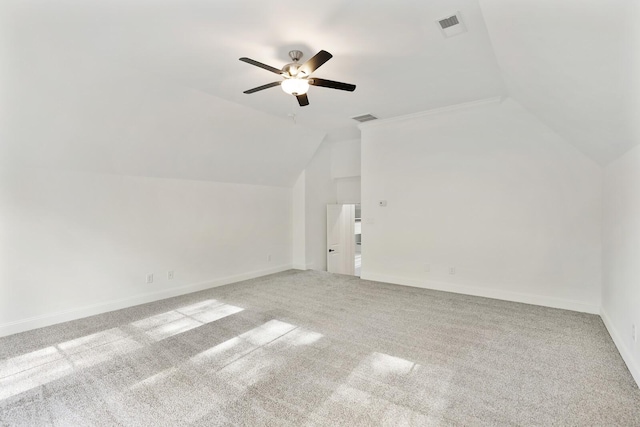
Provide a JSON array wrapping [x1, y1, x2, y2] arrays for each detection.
[[288, 50, 303, 62]]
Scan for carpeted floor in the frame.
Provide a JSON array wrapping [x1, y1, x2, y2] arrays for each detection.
[[1, 270, 639, 426]]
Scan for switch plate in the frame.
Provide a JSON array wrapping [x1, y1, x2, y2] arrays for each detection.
[[146, 274, 153, 284], [449, 267, 456, 275]]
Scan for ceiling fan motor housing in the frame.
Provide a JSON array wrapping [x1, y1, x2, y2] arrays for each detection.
[[283, 50, 304, 76]]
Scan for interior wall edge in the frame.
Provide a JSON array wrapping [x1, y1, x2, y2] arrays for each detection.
[[0, 264, 292, 339], [360, 272, 599, 315], [601, 307, 640, 388]]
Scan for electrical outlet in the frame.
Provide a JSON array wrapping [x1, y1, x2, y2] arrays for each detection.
[[449, 267, 456, 275], [268, 254, 272, 262], [146, 273, 153, 284], [633, 324, 637, 343], [167, 271, 174, 280], [425, 264, 431, 272]]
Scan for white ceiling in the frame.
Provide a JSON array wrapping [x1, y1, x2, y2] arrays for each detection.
[[480, 0, 640, 165], [1, 0, 637, 183], [1, 0, 507, 135], [0, 46, 325, 187]]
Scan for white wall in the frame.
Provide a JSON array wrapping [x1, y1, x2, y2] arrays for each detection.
[[602, 144, 640, 385], [332, 139, 362, 205], [299, 138, 363, 271], [0, 21, 324, 336], [304, 141, 337, 271], [0, 167, 292, 336], [336, 177, 361, 204], [292, 171, 306, 270], [360, 98, 602, 313], [331, 139, 361, 179]]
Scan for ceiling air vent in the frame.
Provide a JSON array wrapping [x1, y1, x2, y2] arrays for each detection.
[[351, 113, 378, 123], [437, 12, 466, 38], [438, 15, 459, 29]]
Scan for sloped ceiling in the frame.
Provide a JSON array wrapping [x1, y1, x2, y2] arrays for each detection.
[[479, 0, 640, 165], [1, 0, 635, 185], [0, 1, 328, 187], [0, 46, 325, 187], [0, 0, 507, 186]]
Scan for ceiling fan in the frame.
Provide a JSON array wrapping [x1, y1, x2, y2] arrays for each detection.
[[239, 50, 356, 107]]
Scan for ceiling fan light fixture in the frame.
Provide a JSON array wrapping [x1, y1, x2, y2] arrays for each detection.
[[240, 50, 355, 106], [281, 78, 309, 95]]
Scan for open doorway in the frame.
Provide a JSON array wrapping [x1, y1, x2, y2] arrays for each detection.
[[327, 203, 361, 277]]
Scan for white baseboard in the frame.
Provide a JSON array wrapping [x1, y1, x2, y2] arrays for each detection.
[[600, 308, 640, 388], [291, 264, 307, 270], [0, 264, 292, 338], [360, 272, 599, 314]]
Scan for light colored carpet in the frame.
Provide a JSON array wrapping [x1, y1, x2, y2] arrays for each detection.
[[1, 270, 639, 426]]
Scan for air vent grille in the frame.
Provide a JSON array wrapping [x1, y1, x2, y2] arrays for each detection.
[[438, 15, 459, 29], [351, 113, 378, 123], [436, 12, 466, 38]]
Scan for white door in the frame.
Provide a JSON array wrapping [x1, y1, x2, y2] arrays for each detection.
[[327, 204, 355, 275]]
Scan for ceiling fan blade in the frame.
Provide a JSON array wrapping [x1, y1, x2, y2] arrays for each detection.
[[239, 57, 283, 75], [298, 50, 333, 76], [309, 78, 356, 92], [296, 93, 309, 107], [243, 81, 282, 94]]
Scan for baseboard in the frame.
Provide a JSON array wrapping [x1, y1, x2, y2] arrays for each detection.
[[0, 264, 292, 338], [291, 264, 307, 270], [600, 308, 640, 388], [360, 272, 599, 314]]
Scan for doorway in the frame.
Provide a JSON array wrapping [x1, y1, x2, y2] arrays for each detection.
[[327, 204, 361, 277]]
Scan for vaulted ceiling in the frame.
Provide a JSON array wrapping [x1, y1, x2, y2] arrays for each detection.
[[480, 0, 639, 165], [1, 0, 637, 185]]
